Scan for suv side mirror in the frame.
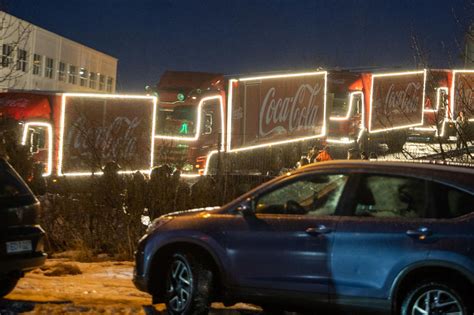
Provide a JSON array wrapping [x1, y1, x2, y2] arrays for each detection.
[[236, 198, 254, 217]]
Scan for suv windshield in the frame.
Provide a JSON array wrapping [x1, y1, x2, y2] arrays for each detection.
[[0, 159, 31, 199], [156, 105, 197, 136]]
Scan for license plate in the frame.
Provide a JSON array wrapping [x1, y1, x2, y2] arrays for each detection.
[[6, 240, 32, 254]]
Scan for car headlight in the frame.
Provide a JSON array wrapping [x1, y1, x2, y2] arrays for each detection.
[[146, 216, 173, 234]]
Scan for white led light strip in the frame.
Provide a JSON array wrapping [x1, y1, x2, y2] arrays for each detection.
[[21, 122, 53, 177], [326, 138, 355, 144], [329, 91, 364, 121], [58, 93, 158, 177], [368, 70, 427, 134], [327, 91, 366, 144], [226, 71, 328, 152], [423, 87, 449, 113], [154, 95, 225, 152]]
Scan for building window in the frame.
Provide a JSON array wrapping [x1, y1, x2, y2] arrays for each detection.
[[16, 49, 27, 72], [80, 68, 88, 87], [98, 74, 105, 91], [89, 72, 97, 89], [33, 54, 42, 76], [58, 62, 66, 82], [68, 65, 77, 84], [106, 77, 114, 92], [45, 57, 54, 79], [2, 44, 13, 67]]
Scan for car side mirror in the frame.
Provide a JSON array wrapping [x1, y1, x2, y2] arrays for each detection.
[[236, 199, 254, 217]]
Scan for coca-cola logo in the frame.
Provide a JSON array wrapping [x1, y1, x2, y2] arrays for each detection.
[[259, 83, 322, 137], [66, 116, 142, 160], [383, 82, 422, 114]]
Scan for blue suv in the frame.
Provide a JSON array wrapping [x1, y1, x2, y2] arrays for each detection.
[[133, 161, 474, 315]]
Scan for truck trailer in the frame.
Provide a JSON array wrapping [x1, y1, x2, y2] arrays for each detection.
[[0, 92, 157, 177], [153, 70, 328, 176], [410, 69, 474, 141], [327, 69, 427, 153]]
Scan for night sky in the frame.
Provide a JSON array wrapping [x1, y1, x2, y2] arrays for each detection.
[[7, 0, 473, 92]]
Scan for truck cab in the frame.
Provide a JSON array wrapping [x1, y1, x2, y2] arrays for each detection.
[[153, 71, 225, 176], [327, 70, 427, 154]]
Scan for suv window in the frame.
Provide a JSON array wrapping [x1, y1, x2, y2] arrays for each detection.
[[431, 182, 474, 219], [255, 174, 348, 216], [352, 175, 427, 218]]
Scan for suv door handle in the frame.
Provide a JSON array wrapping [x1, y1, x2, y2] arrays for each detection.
[[306, 225, 332, 236], [406, 227, 432, 240]]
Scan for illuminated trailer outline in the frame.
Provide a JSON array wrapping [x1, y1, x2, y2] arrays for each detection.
[[56, 93, 158, 177], [327, 70, 427, 147], [226, 71, 328, 153], [412, 69, 474, 138], [368, 70, 427, 134]]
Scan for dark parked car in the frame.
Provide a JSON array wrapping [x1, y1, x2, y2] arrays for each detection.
[[134, 161, 474, 315], [0, 158, 46, 297]]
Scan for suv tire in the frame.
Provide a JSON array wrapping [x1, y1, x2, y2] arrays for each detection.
[[401, 280, 472, 315], [0, 275, 20, 297], [165, 252, 213, 315]]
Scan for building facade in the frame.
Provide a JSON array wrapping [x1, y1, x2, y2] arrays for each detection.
[[0, 11, 117, 93]]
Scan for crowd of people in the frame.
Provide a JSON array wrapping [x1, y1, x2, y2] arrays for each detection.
[[296, 144, 378, 169]]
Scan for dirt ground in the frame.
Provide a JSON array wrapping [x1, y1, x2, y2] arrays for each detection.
[[0, 258, 262, 314]]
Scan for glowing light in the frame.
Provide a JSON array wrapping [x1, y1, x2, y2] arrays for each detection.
[[21, 122, 53, 177], [58, 93, 157, 177], [328, 91, 366, 145], [226, 79, 237, 152], [177, 93, 186, 101], [368, 70, 426, 134], [412, 127, 437, 131], [238, 71, 328, 82], [423, 87, 448, 113], [180, 174, 201, 178], [155, 95, 225, 151], [179, 122, 189, 134], [61, 169, 152, 177], [330, 91, 364, 121], [226, 71, 328, 152], [203, 150, 218, 175], [326, 138, 355, 144]]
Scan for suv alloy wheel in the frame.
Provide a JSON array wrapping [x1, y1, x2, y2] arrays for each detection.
[[164, 252, 213, 315]]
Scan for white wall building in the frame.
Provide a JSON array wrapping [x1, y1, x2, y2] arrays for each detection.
[[0, 11, 117, 92]]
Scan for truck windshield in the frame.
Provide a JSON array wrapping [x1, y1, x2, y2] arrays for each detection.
[[330, 93, 350, 116], [156, 105, 197, 136]]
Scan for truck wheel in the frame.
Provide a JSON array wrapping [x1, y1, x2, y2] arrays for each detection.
[[0, 275, 20, 297], [165, 252, 213, 315], [400, 280, 472, 315], [386, 133, 406, 152]]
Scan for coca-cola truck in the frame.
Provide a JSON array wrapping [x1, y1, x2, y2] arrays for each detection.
[[153, 70, 328, 175], [410, 69, 474, 141], [327, 69, 427, 152], [0, 92, 157, 177]]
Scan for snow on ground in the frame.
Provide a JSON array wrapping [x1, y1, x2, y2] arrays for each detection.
[[1, 258, 262, 314]]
